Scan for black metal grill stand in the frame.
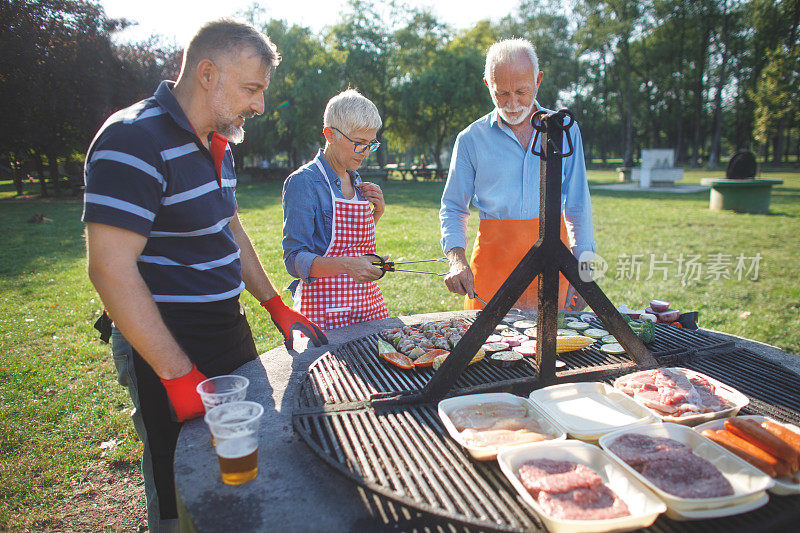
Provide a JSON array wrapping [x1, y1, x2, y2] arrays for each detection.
[[374, 109, 655, 408]]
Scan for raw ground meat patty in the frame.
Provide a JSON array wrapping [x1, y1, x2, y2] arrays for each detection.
[[608, 433, 690, 468], [537, 485, 631, 520], [639, 452, 734, 498], [519, 459, 602, 495]]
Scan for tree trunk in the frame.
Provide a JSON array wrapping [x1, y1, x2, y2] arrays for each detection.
[[48, 151, 61, 197], [690, 16, 711, 168], [376, 101, 388, 168], [376, 130, 385, 168], [620, 36, 634, 168], [672, 4, 688, 162], [772, 117, 785, 164], [599, 51, 610, 165], [708, 1, 730, 169], [34, 153, 48, 197], [11, 156, 23, 196], [434, 139, 443, 170], [66, 158, 82, 196]]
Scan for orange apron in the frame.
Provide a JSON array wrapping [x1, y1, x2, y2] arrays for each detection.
[[465, 218, 571, 311]]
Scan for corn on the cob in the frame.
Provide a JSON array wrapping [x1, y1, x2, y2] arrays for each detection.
[[432, 348, 485, 370], [555, 335, 594, 353]]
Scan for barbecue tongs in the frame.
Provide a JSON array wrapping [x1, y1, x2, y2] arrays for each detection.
[[366, 253, 448, 279]]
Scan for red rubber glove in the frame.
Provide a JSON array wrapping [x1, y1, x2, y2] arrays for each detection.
[[160, 365, 207, 422], [261, 295, 328, 350]]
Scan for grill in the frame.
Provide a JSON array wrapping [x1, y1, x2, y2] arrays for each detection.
[[293, 110, 800, 530], [293, 316, 800, 532]]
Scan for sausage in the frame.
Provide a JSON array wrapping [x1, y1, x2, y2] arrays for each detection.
[[761, 421, 800, 456], [725, 417, 800, 472], [702, 429, 778, 477], [775, 459, 795, 479]]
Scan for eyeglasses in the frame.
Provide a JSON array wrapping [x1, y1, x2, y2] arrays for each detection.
[[331, 127, 381, 154]]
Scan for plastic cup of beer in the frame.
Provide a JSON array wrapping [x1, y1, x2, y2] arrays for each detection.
[[204, 401, 263, 485], [196, 375, 249, 412]]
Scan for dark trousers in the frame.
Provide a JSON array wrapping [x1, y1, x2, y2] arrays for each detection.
[[115, 297, 258, 524]]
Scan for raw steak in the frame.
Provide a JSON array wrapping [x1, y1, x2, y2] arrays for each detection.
[[616, 370, 659, 393], [537, 485, 630, 520], [617, 368, 730, 417], [519, 459, 602, 495], [638, 452, 734, 498], [608, 433, 690, 468]]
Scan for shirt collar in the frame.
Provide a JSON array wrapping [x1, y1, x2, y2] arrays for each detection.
[[154, 80, 197, 136], [316, 149, 339, 184], [315, 149, 362, 185]]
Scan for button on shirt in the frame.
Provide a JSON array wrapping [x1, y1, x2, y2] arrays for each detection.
[[82, 81, 244, 303], [440, 105, 595, 257], [282, 150, 365, 284]]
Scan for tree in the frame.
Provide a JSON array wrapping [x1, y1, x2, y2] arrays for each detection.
[[238, 20, 342, 169], [0, 0, 157, 196], [392, 42, 487, 169], [115, 37, 182, 103], [751, 46, 800, 163], [499, 0, 580, 107], [325, 0, 401, 167], [576, 0, 648, 168]]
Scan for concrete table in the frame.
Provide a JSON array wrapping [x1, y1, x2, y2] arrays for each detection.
[[174, 311, 472, 532], [174, 312, 800, 532], [700, 178, 783, 214]]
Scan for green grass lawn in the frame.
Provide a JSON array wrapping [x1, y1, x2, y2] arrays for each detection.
[[1, 168, 799, 527]]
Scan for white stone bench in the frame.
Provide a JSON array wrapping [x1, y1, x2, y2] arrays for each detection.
[[631, 149, 684, 187], [632, 167, 685, 185]]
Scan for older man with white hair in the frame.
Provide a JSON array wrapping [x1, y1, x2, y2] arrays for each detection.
[[282, 89, 389, 330], [440, 38, 595, 311]]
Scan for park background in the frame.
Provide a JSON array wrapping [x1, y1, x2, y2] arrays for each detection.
[[1, 0, 798, 530]]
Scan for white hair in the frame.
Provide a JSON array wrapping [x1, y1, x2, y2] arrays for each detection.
[[323, 89, 382, 133], [484, 38, 539, 83]]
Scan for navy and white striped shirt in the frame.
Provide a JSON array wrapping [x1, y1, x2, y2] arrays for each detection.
[[82, 81, 244, 303]]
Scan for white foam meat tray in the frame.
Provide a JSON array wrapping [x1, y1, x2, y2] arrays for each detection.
[[612, 367, 750, 426], [497, 440, 666, 533], [437, 392, 566, 461], [598, 422, 774, 518], [528, 382, 658, 441]]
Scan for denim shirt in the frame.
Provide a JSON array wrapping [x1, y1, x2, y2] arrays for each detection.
[[440, 104, 595, 258], [282, 150, 365, 286]]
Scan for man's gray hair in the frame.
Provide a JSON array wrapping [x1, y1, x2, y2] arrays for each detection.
[[484, 38, 539, 82], [184, 19, 281, 72], [323, 89, 382, 134]]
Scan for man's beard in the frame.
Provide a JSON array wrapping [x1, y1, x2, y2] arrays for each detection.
[[492, 93, 537, 126], [210, 86, 250, 144], [496, 100, 536, 125]]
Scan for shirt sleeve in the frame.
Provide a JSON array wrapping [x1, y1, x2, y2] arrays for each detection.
[[82, 123, 166, 236], [439, 131, 475, 254], [282, 172, 321, 283], [561, 122, 596, 259]]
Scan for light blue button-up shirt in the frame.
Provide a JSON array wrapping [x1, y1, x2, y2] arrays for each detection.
[[440, 105, 595, 258], [282, 150, 365, 285]]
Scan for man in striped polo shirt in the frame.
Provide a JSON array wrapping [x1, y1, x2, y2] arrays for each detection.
[[83, 20, 326, 532]]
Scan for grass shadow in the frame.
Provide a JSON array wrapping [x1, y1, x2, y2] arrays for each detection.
[[0, 200, 86, 278], [587, 187, 710, 203]]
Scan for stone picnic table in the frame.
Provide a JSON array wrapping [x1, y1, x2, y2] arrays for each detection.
[[174, 311, 800, 532], [699, 177, 784, 214]]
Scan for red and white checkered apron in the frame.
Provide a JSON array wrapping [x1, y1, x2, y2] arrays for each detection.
[[293, 159, 388, 330]]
